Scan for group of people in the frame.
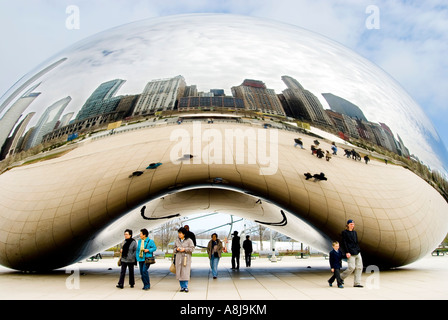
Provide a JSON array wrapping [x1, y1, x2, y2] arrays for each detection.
[[295, 138, 338, 162], [295, 136, 373, 165], [116, 220, 364, 292], [116, 226, 254, 293]]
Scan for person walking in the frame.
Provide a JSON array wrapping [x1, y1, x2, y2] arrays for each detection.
[[243, 235, 253, 267], [328, 241, 344, 288], [117, 229, 137, 289], [340, 220, 363, 287], [136, 228, 157, 290], [174, 227, 195, 292], [231, 231, 241, 270], [207, 233, 223, 279]]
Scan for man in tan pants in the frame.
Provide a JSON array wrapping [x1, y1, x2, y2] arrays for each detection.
[[340, 220, 363, 287]]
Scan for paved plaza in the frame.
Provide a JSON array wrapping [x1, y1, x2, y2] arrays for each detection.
[[1, 254, 447, 300]]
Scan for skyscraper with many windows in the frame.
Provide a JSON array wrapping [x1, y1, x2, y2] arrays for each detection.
[[133, 75, 186, 115], [281, 76, 332, 127], [76, 79, 125, 121], [231, 79, 285, 116]]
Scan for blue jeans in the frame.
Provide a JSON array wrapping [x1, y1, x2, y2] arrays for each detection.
[[210, 255, 220, 277], [138, 261, 150, 289], [180, 280, 188, 289]]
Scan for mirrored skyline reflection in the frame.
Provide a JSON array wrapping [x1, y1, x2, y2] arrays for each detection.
[[0, 14, 447, 174]]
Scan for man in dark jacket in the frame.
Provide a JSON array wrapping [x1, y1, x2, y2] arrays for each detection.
[[340, 219, 363, 287], [231, 231, 241, 270], [184, 225, 196, 247], [243, 235, 253, 267]]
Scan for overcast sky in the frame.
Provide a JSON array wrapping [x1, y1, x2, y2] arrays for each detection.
[[1, 0, 447, 153]]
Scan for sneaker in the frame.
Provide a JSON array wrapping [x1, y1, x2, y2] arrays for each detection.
[[354, 284, 364, 288], [180, 287, 185, 292], [328, 281, 333, 287], [338, 285, 344, 288], [184, 288, 189, 293]]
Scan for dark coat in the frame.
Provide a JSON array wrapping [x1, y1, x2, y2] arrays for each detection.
[[243, 239, 253, 253], [231, 235, 241, 252], [341, 229, 361, 255], [329, 249, 343, 269]]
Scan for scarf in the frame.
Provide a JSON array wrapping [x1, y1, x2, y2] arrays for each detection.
[[122, 238, 134, 258], [139, 238, 147, 258]]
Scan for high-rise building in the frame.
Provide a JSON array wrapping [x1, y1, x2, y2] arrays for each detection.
[[0, 90, 41, 150], [231, 79, 285, 116], [76, 79, 125, 121], [379, 122, 398, 154], [133, 75, 186, 115], [321, 93, 368, 122], [281, 76, 332, 126], [26, 96, 71, 149], [0, 112, 36, 160], [179, 96, 244, 111]]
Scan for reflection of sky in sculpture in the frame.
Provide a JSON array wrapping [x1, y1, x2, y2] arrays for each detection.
[[1, 14, 447, 174]]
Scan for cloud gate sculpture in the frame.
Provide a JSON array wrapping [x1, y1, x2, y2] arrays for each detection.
[[0, 14, 448, 271]]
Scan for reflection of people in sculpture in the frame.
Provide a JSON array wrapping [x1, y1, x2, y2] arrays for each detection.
[[364, 155, 370, 164], [340, 220, 363, 288]]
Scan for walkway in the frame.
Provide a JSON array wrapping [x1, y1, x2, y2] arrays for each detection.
[[1, 255, 447, 300]]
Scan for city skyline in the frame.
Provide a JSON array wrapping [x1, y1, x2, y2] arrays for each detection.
[[2, 72, 411, 166], [0, 14, 445, 176]]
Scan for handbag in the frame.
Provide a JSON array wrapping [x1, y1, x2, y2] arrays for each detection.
[[169, 254, 176, 273], [145, 256, 156, 265], [118, 240, 124, 266]]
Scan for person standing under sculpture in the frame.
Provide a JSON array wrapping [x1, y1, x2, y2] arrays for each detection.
[[207, 233, 223, 279], [340, 220, 363, 287], [243, 235, 253, 267], [231, 231, 241, 270], [136, 228, 157, 290], [117, 229, 137, 289], [174, 227, 195, 292]]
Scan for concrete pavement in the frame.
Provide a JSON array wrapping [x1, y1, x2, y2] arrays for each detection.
[[1, 254, 448, 300]]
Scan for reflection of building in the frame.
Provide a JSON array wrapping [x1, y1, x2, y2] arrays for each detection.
[[43, 94, 139, 143], [231, 79, 285, 116], [179, 96, 244, 111], [0, 90, 41, 149], [380, 123, 398, 154], [322, 93, 368, 121], [397, 134, 410, 158], [76, 79, 126, 121], [133, 75, 186, 115], [0, 112, 35, 160], [26, 96, 71, 149], [281, 76, 331, 126], [58, 113, 74, 129]]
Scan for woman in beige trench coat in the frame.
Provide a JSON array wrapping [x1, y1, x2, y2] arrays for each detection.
[[174, 227, 195, 292]]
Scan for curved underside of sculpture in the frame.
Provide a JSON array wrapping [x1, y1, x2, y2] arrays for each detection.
[[0, 122, 447, 271]]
